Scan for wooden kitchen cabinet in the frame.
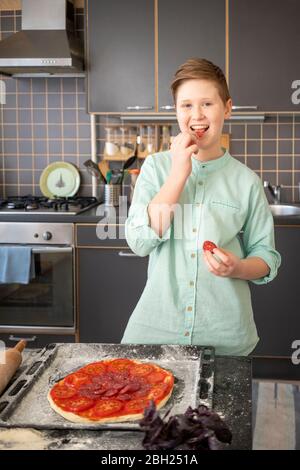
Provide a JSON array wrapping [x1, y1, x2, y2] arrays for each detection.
[[250, 226, 300, 358], [76, 225, 148, 342], [85, 0, 225, 113], [229, 0, 300, 111]]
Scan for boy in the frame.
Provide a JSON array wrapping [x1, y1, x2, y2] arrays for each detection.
[[121, 58, 281, 355]]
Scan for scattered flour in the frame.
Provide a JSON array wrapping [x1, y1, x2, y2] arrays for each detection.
[[0, 428, 46, 450]]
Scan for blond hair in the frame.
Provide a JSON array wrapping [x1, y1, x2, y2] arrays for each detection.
[[171, 58, 230, 105]]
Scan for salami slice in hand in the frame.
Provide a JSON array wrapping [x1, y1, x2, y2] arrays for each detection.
[[203, 240, 217, 253]]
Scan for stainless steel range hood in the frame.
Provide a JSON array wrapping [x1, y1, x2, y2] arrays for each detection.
[[0, 0, 84, 77]]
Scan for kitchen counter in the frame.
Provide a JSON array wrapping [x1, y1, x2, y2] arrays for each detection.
[[0, 349, 252, 450], [0, 204, 127, 224], [0, 203, 300, 225]]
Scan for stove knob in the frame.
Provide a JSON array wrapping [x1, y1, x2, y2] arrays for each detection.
[[43, 231, 52, 241]]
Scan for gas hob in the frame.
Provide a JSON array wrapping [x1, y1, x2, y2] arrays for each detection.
[[0, 196, 99, 215]]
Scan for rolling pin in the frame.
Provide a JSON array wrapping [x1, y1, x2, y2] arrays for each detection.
[[0, 340, 26, 395]]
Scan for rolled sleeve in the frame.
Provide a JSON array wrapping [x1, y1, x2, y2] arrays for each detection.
[[242, 179, 281, 285], [125, 155, 171, 257]]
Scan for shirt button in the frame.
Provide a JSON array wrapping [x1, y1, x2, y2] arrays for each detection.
[[191, 253, 196, 259], [184, 331, 190, 337], [187, 306, 192, 312], [202, 165, 206, 169], [198, 181, 203, 186], [192, 228, 197, 233], [190, 281, 194, 287]]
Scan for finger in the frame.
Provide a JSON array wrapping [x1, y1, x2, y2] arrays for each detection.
[[171, 132, 192, 150], [203, 254, 226, 276], [206, 251, 227, 272], [213, 248, 231, 266], [181, 132, 196, 146], [187, 144, 199, 154]]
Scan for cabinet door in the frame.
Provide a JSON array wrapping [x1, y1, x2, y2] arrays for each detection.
[[78, 248, 148, 343], [86, 0, 155, 113], [250, 226, 299, 357], [158, 0, 226, 110], [229, 0, 300, 111]]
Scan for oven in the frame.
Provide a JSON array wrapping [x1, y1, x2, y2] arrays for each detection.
[[0, 223, 75, 336]]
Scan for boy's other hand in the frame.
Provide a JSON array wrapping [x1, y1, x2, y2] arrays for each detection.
[[203, 247, 242, 278], [170, 132, 199, 181]]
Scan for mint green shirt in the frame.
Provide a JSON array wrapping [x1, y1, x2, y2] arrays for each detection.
[[121, 150, 281, 355]]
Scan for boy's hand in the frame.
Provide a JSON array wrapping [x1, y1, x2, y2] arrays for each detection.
[[203, 247, 243, 278], [170, 132, 199, 181]]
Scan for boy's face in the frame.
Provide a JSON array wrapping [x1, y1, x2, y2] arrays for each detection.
[[175, 79, 232, 154]]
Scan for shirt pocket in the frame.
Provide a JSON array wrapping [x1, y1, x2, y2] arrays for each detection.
[[211, 200, 241, 211], [208, 200, 242, 231]]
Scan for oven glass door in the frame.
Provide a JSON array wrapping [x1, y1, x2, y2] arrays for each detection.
[[0, 246, 74, 328]]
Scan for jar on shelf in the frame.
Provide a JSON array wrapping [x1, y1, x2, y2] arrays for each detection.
[[104, 127, 119, 158], [120, 127, 136, 158], [146, 125, 155, 155], [159, 125, 171, 152], [137, 125, 148, 158]]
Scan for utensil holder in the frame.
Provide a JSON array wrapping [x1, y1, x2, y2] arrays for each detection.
[[104, 184, 122, 206]]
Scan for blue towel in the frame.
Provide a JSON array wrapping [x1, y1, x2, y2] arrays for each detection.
[[0, 246, 35, 284]]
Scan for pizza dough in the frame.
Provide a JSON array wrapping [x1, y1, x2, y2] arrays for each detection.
[[47, 358, 174, 424]]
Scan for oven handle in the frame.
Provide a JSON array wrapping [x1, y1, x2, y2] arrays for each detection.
[[31, 246, 72, 254], [9, 335, 37, 343]]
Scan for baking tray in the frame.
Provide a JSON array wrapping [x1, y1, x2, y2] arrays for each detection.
[[0, 343, 215, 431]]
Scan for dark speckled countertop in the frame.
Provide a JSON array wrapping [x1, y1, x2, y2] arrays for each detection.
[[0, 349, 252, 450], [0, 203, 300, 225], [0, 204, 127, 224]]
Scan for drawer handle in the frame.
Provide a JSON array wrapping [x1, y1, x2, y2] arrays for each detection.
[[118, 251, 139, 258], [9, 335, 37, 342], [126, 105, 154, 110], [232, 105, 258, 110], [160, 105, 175, 110]]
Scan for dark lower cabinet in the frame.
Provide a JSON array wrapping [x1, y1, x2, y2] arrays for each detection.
[[78, 248, 148, 343], [250, 226, 300, 380]]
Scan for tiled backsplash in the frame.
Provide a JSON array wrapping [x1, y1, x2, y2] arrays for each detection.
[[1, 8, 300, 201], [0, 8, 94, 197]]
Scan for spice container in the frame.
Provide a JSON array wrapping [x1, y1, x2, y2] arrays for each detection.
[[159, 125, 171, 152], [146, 125, 156, 154], [120, 127, 136, 158], [104, 127, 119, 158], [137, 125, 148, 158]]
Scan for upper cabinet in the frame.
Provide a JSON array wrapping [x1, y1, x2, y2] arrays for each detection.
[[157, 0, 225, 111], [86, 0, 300, 114], [86, 0, 225, 114], [86, 0, 155, 113], [229, 0, 300, 112]]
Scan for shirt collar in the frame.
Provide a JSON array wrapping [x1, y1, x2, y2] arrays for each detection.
[[192, 149, 231, 174]]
